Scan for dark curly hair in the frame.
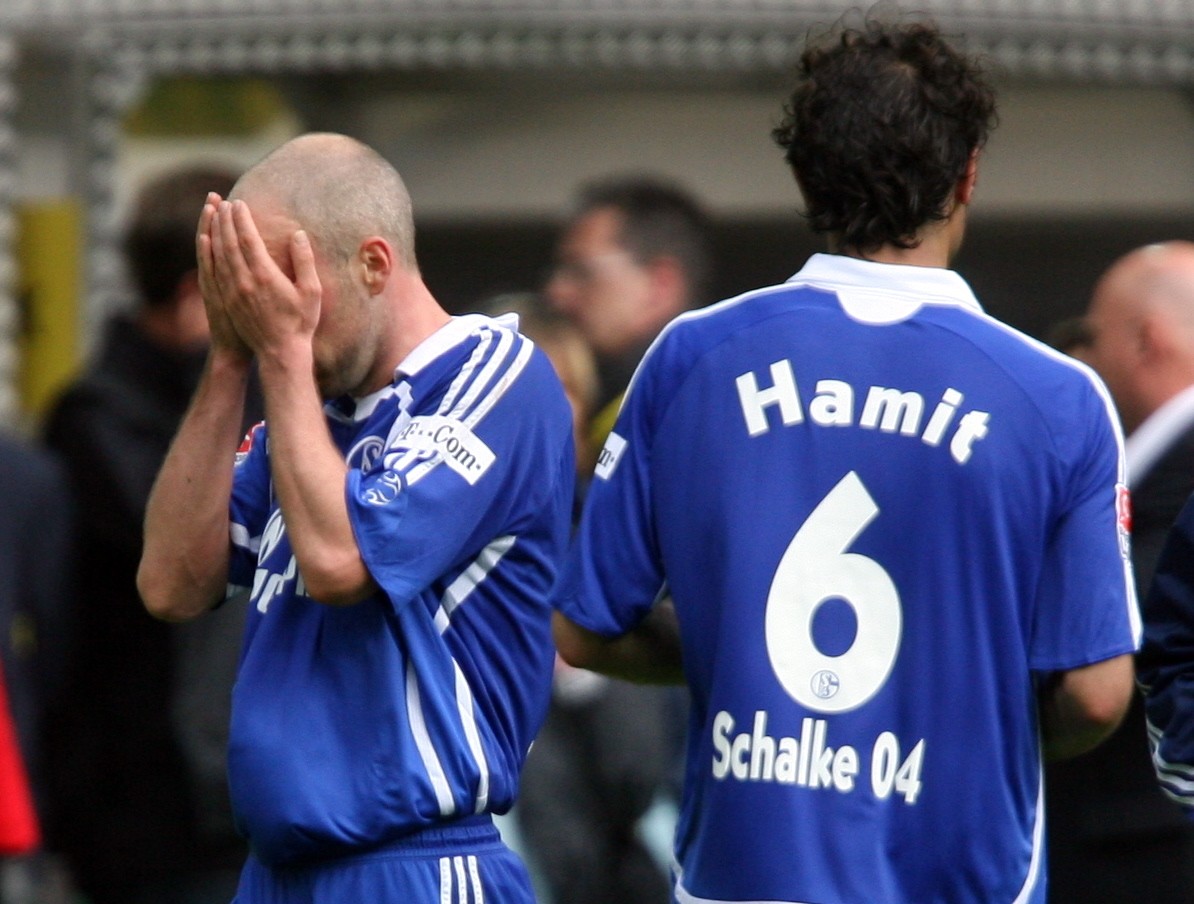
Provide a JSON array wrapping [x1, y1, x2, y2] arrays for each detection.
[[773, 17, 997, 254]]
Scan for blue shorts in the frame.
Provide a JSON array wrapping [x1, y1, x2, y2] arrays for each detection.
[[233, 816, 535, 904]]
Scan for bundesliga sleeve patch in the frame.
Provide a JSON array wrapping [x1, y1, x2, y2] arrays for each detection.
[[235, 421, 265, 466], [1116, 482, 1132, 559], [388, 415, 495, 485]]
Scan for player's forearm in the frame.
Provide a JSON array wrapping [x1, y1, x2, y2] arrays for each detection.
[[257, 346, 376, 607], [552, 604, 685, 685], [1040, 653, 1135, 761], [138, 350, 249, 622]]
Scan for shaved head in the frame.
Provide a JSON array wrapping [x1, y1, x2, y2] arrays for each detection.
[[1095, 242, 1194, 330], [232, 132, 417, 270], [1085, 240, 1194, 433]]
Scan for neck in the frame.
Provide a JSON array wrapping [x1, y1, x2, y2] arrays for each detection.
[[367, 272, 452, 392], [836, 205, 966, 270]]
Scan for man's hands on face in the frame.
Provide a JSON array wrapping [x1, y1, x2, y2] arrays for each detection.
[[196, 193, 324, 365], [196, 193, 252, 361]]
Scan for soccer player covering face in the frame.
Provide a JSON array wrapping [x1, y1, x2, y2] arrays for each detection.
[[137, 133, 575, 903], [552, 17, 1138, 904]]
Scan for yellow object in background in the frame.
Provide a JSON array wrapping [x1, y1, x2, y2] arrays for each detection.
[[16, 200, 80, 419]]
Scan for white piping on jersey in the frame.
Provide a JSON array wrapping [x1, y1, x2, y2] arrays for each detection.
[[1010, 763, 1045, 904], [404, 327, 532, 487], [393, 327, 529, 820], [230, 521, 259, 554], [406, 661, 457, 817], [371, 324, 530, 488], [438, 328, 498, 419], [461, 336, 534, 428], [453, 661, 491, 813], [446, 328, 515, 423], [439, 855, 484, 904], [435, 535, 517, 634], [427, 536, 517, 814], [419, 536, 516, 815]]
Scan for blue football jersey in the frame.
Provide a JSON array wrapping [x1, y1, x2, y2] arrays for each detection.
[[225, 313, 575, 866], [555, 254, 1140, 904]]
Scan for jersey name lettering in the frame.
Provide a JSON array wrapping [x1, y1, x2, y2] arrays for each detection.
[[711, 709, 925, 804], [735, 359, 990, 464]]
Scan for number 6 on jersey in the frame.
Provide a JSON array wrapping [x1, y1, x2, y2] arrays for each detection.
[[765, 471, 903, 713]]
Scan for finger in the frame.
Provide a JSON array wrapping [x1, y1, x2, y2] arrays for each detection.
[[230, 199, 284, 287], [291, 230, 322, 300], [214, 200, 254, 299], [195, 197, 220, 295], [209, 200, 236, 295]]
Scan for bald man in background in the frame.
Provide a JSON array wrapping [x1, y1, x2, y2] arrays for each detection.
[[1047, 241, 1194, 903]]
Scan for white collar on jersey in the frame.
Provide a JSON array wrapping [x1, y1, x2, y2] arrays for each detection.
[[1125, 383, 1194, 489], [789, 253, 983, 325], [395, 311, 520, 379], [327, 312, 521, 423]]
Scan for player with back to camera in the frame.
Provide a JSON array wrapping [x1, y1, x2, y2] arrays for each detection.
[[551, 15, 1138, 904]]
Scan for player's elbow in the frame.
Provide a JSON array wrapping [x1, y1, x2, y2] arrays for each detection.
[[1043, 653, 1135, 760], [136, 561, 212, 623], [297, 553, 376, 607], [1075, 654, 1135, 732]]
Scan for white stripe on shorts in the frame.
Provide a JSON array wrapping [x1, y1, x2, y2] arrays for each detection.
[[440, 856, 452, 904], [468, 854, 484, 904], [455, 855, 469, 904]]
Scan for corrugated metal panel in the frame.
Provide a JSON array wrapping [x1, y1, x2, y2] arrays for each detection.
[[3, 1, 1194, 83]]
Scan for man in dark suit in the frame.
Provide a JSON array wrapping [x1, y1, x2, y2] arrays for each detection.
[[1047, 241, 1194, 903]]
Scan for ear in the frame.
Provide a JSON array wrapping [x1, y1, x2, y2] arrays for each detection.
[[956, 150, 980, 206], [1138, 310, 1172, 363], [358, 237, 394, 295], [646, 254, 686, 314]]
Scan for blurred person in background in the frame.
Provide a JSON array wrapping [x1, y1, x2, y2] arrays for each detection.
[[0, 432, 71, 904], [547, 175, 713, 458], [1051, 242, 1194, 903], [479, 292, 597, 509], [525, 176, 712, 904], [41, 163, 256, 904], [1044, 314, 1094, 366]]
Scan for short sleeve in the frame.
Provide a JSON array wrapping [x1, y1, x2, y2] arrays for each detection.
[[1029, 386, 1141, 670], [347, 346, 573, 611], [554, 341, 668, 636]]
